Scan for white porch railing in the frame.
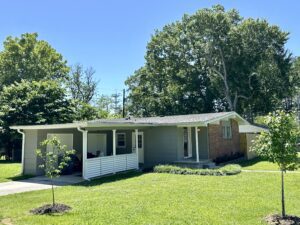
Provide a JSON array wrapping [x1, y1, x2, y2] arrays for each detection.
[[85, 153, 138, 179]]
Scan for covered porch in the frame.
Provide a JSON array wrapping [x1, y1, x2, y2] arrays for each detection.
[[79, 128, 141, 180], [175, 126, 209, 164]]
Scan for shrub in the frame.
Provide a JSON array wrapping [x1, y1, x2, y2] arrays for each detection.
[[153, 164, 241, 176], [214, 152, 244, 164]]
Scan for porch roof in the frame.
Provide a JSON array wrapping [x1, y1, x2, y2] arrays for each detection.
[[239, 124, 268, 134], [10, 111, 249, 130]]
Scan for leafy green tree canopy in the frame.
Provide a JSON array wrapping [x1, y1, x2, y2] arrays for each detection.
[[126, 5, 294, 116], [252, 111, 299, 171], [0, 33, 69, 87], [0, 80, 75, 127]]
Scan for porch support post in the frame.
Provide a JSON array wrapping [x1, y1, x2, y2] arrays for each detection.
[[112, 129, 116, 173], [195, 127, 199, 163], [77, 127, 88, 179], [135, 129, 139, 169], [17, 129, 25, 174]]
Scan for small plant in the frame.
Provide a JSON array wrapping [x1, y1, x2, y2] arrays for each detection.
[[251, 110, 300, 219], [36, 136, 75, 211]]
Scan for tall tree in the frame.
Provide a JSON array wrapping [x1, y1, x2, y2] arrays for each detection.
[[0, 80, 75, 126], [0, 80, 76, 158], [126, 5, 295, 116], [96, 95, 114, 118], [0, 33, 69, 87], [67, 64, 98, 104]]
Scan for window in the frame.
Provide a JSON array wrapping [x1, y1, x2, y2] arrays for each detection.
[[138, 135, 143, 148], [116, 133, 126, 148], [222, 121, 232, 139]]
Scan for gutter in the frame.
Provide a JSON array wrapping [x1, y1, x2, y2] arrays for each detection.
[[17, 129, 25, 174]]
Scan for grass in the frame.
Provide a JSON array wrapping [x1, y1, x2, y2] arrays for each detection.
[[236, 154, 300, 171], [0, 171, 299, 225], [0, 161, 31, 183]]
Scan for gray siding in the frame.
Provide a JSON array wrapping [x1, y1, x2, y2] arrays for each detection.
[[144, 126, 179, 167], [23, 125, 209, 174], [195, 127, 209, 159], [23, 130, 38, 175], [36, 129, 83, 175]]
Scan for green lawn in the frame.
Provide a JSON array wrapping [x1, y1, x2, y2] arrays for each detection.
[[0, 171, 299, 225], [0, 161, 26, 183], [236, 155, 300, 171]]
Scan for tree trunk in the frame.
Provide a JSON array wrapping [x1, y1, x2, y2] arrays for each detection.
[[51, 178, 55, 207], [281, 170, 286, 217]]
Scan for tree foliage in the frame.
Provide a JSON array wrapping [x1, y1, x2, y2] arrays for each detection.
[[0, 80, 75, 127], [67, 64, 98, 104], [126, 5, 295, 116], [0, 33, 69, 88], [251, 111, 299, 171], [73, 101, 99, 121], [36, 136, 75, 206], [251, 111, 299, 217]]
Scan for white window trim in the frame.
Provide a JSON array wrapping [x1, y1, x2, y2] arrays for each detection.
[[46, 133, 74, 152], [116, 133, 126, 148]]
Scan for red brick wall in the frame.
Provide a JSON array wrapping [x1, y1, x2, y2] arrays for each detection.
[[208, 119, 240, 160]]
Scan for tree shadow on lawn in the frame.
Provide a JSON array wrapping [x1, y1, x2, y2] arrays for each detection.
[[0, 160, 19, 164], [74, 170, 144, 187], [236, 157, 265, 167]]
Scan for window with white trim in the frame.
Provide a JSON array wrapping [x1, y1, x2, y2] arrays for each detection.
[[222, 121, 232, 139], [116, 133, 126, 148]]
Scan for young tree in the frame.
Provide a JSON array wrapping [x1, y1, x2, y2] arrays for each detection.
[[36, 137, 75, 206], [251, 111, 300, 217], [0, 33, 69, 88]]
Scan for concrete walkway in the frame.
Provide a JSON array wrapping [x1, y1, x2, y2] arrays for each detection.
[[0, 174, 84, 196], [242, 169, 300, 173]]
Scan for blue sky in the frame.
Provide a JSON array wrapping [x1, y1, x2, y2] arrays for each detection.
[[0, 0, 299, 95]]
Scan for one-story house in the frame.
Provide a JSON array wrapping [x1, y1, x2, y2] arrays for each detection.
[[239, 124, 268, 159], [10, 111, 249, 180]]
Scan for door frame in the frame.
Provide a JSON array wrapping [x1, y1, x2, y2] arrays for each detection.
[[132, 131, 144, 163], [183, 127, 193, 158]]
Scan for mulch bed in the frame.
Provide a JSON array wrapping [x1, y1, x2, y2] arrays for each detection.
[[30, 203, 71, 215], [266, 214, 300, 225]]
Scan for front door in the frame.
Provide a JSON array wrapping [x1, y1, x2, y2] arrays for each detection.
[[132, 132, 144, 163], [183, 127, 192, 158]]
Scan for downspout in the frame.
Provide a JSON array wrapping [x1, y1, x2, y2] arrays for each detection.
[[17, 129, 25, 174], [77, 127, 88, 180]]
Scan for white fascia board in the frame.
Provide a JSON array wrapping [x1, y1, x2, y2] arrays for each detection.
[[204, 112, 250, 125], [10, 122, 87, 130]]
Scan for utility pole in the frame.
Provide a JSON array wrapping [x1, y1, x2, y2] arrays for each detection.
[[122, 89, 126, 118]]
